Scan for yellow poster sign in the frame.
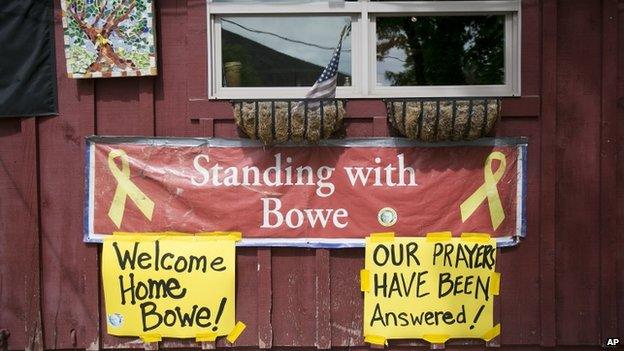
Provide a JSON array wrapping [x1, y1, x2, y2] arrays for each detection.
[[362, 232, 500, 345], [102, 233, 238, 340]]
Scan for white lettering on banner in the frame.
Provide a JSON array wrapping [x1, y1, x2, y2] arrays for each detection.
[[190, 152, 422, 231], [191, 153, 417, 197], [261, 197, 349, 229], [345, 154, 417, 187], [191, 153, 337, 197]]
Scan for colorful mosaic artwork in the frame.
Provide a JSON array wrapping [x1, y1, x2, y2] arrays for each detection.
[[61, 0, 156, 78]]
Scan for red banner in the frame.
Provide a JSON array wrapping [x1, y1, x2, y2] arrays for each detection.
[[85, 137, 527, 247]]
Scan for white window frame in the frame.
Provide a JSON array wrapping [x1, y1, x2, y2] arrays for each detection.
[[207, 0, 521, 99]]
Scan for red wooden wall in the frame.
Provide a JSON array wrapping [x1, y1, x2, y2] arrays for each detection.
[[0, 0, 622, 350]]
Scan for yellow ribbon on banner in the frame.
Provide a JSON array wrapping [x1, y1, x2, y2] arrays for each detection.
[[460, 151, 506, 230], [107, 149, 155, 228]]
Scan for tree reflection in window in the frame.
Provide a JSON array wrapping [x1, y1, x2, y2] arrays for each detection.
[[221, 17, 352, 87], [376, 15, 505, 86]]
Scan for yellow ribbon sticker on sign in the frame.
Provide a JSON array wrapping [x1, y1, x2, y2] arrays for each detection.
[[102, 234, 236, 339], [460, 152, 507, 230], [107, 149, 155, 228], [363, 235, 498, 344]]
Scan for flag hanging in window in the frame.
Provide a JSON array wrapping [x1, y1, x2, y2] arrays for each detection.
[[303, 23, 351, 100]]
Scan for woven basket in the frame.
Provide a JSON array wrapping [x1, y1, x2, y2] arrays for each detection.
[[386, 98, 501, 141], [233, 99, 347, 145]]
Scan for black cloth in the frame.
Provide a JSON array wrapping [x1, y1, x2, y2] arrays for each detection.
[[0, 0, 57, 117]]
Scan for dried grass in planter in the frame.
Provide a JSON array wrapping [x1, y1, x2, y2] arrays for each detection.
[[386, 98, 501, 141], [233, 100, 347, 145]]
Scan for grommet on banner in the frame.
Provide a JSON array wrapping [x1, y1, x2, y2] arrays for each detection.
[[489, 272, 501, 296], [364, 334, 387, 347], [426, 231, 452, 242], [482, 324, 501, 341], [460, 232, 491, 243], [422, 334, 450, 344], [360, 269, 370, 292], [370, 232, 395, 242], [226, 321, 246, 343]]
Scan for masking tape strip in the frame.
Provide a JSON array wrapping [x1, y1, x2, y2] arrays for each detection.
[[482, 324, 501, 341], [426, 231, 452, 242], [196, 333, 218, 342], [364, 334, 386, 346], [460, 232, 492, 243], [199, 234, 242, 241], [226, 321, 246, 343], [140, 334, 161, 343], [360, 269, 370, 292], [422, 334, 450, 344], [112, 231, 188, 237], [196, 231, 242, 241], [112, 231, 145, 236], [490, 272, 501, 295], [161, 231, 190, 236], [370, 232, 395, 242]]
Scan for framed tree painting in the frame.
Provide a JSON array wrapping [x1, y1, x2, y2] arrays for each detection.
[[61, 0, 157, 78]]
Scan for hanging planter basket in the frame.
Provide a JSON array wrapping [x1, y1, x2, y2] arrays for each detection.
[[385, 98, 501, 142], [232, 99, 347, 145]]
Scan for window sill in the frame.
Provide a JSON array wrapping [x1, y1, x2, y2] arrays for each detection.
[[188, 95, 540, 122]]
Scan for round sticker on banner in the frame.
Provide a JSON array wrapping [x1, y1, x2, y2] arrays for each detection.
[[108, 313, 124, 327], [377, 207, 397, 227]]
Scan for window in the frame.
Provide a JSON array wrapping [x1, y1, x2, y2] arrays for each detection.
[[208, 0, 520, 98]]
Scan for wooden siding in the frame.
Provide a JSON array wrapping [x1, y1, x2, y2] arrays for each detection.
[[0, 0, 622, 350]]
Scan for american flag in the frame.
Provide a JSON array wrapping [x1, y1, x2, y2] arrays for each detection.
[[302, 24, 351, 101]]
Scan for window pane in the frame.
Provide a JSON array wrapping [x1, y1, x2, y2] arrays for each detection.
[[371, 0, 498, 1], [214, 0, 317, 3], [221, 16, 352, 87], [213, 0, 356, 3], [376, 15, 505, 86]]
